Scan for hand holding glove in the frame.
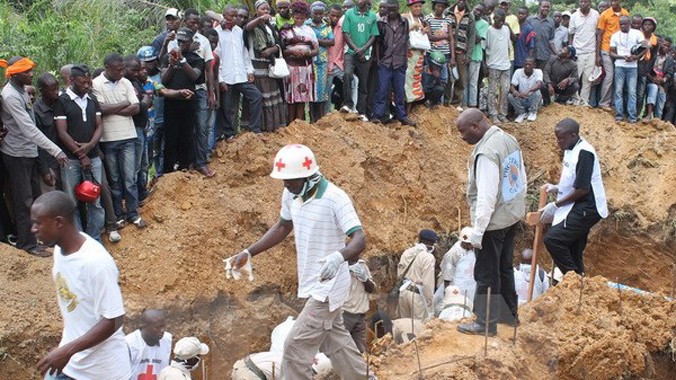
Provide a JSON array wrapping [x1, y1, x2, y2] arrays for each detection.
[[539, 202, 558, 224], [349, 262, 369, 282], [318, 251, 345, 282], [224, 249, 254, 282], [542, 183, 559, 194]]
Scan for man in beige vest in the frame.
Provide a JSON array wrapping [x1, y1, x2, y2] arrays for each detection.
[[455, 108, 526, 336], [396, 229, 437, 320]]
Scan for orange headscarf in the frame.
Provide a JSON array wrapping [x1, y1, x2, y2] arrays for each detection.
[[0, 57, 36, 78]]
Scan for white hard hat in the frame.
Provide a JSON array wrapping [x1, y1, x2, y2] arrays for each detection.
[[173, 337, 209, 360], [270, 144, 320, 180], [459, 226, 473, 244]]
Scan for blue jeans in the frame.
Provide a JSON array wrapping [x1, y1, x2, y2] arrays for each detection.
[[101, 138, 139, 221], [194, 88, 210, 168], [372, 65, 407, 120], [61, 157, 105, 241], [207, 109, 217, 152], [135, 127, 148, 201], [614, 66, 638, 121], [645, 83, 667, 118]]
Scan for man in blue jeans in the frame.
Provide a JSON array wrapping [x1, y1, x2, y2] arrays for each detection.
[[54, 65, 105, 241], [92, 53, 147, 229], [371, 0, 416, 126], [609, 16, 646, 123]]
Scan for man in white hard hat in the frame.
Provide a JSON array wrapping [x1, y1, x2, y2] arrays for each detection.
[[439, 226, 477, 303], [158, 336, 209, 380], [540, 118, 607, 275], [229, 144, 374, 379]]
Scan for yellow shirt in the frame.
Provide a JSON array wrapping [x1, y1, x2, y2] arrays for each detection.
[[506, 14, 520, 61], [597, 8, 629, 52]]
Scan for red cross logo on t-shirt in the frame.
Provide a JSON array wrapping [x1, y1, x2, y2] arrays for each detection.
[[302, 157, 313, 170], [275, 158, 286, 171], [138, 364, 156, 380]]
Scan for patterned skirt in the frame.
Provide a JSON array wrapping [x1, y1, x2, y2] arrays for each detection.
[[285, 63, 316, 104], [313, 61, 330, 103], [405, 49, 425, 103], [253, 60, 288, 131]]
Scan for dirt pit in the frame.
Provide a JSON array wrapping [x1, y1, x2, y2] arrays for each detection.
[[0, 105, 674, 379]]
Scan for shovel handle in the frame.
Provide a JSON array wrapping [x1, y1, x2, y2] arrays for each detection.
[[527, 187, 549, 302]]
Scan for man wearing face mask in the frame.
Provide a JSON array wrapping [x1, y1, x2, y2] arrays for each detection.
[[158, 337, 209, 380], [396, 229, 438, 320], [228, 144, 374, 380]]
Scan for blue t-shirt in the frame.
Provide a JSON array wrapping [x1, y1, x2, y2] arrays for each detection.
[[514, 22, 536, 68]]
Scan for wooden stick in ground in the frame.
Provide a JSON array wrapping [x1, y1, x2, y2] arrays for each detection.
[[527, 187, 549, 302], [413, 339, 424, 380], [484, 288, 491, 357], [671, 264, 675, 299], [512, 321, 517, 346], [616, 277, 623, 315], [462, 289, 468, 318], [577, 273, 585, 314]]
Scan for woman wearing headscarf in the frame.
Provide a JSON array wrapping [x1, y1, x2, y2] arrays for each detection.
[[402, 0, 428, 114], [280, 0, 319, 121], [244, 0, 289, 132], [307, 1, 335, 122]]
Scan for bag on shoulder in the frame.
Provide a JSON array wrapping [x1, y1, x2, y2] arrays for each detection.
[[269, 45, 290, 79]]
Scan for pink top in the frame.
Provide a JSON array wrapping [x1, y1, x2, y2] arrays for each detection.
[[327, 18, 345, 72]]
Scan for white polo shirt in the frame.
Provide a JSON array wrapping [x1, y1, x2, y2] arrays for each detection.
[[569, 8, 600, 54], [280, 177, 362, 312], [91, 74, 138, 142]]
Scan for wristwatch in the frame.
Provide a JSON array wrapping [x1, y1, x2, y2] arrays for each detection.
[[179, 57, 187, 64]]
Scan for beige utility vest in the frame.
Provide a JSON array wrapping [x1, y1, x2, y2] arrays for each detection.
[[467, 126, 527, 231]]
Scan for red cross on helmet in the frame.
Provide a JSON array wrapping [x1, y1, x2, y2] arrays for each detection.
[[270, 144, 320, 179]]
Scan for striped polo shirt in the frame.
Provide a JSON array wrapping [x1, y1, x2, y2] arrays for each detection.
[[280, 177, 363, 312]]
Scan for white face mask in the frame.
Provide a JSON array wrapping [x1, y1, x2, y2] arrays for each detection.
[[426, 245, 436, 254]]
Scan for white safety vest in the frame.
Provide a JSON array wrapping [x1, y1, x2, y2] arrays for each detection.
[[553, 138, 608, 226]]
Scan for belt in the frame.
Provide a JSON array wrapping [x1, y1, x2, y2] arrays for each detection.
[[405, 283, 421, 294], [245, 356, 267, 380]]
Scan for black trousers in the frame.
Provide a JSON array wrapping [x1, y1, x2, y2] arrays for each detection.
[[544, 208, 601, 275], [163, 99, 196, 172], [473, 223, 519, 330], [343, 53, 372, 115], [2, 153, 41, 251]]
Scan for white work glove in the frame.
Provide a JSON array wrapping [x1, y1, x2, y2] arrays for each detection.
[[318, 251, 344, 282], [349, 262, 369, 282], [539, 202, 558, 224], [542, 183, 559, 194], [224, 250, 254, 282]]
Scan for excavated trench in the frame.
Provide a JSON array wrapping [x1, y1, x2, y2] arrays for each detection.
[[1, 105, 674, 379]]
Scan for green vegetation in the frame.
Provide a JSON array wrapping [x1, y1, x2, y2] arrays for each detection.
[[0, 0, 673, 78]]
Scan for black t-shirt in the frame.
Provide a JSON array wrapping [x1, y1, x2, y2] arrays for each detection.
[[161, 52, 205, 92], [571, 149, 598, 215], [53, 92, 101, 160], [129, 78, 149, 130]]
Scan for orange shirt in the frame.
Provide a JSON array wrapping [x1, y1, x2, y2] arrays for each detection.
[[643, 34, 658, 61], [597, 7, 629, 52]]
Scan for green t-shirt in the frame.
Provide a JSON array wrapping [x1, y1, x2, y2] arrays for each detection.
[[471, 18, 489, 61], [276, 14, 293, 29], [342, 8, 379, 56]]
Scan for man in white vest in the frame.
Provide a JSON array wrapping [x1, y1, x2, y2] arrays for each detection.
[[228, 144, 374, 380], [540, 118, 608, 275], [455, 108, 527, 336]]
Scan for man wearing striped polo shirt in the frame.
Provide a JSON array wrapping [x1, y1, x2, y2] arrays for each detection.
[[229, 144, 375, 380]]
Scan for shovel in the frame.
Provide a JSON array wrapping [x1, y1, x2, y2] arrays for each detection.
[[524, 187, 548, 302]]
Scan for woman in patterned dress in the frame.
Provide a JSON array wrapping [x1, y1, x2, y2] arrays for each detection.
[[280, 0, 319, 121], [307, 1, 335, 122], [402, 0, 428, 115], [244, 0, 288, 131]]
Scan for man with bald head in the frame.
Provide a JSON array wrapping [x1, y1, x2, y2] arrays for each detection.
[[455, 108, 526, 336], [126, 309, 173, 379], [540, 118, 607, 276], [32, 191, 131, 379]]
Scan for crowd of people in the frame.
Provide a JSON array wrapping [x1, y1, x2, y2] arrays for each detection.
[[0, 0, 661, 378]]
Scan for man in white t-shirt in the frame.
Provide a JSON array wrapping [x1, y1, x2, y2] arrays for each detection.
[[32, 191, 131, 380], [485, 9, 513, 125], [126, 309, 173, 379], [507, 58, 543, 123], [609, 15, 646, 123], [228, 144, 374, 380]]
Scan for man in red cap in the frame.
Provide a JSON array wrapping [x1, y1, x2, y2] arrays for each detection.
[[0, 56, 67, 256]]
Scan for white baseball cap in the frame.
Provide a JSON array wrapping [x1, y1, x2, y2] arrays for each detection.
[[459, 227, 473, 244], [174, 337, 210, 360], [165, 8, 181, 19]]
